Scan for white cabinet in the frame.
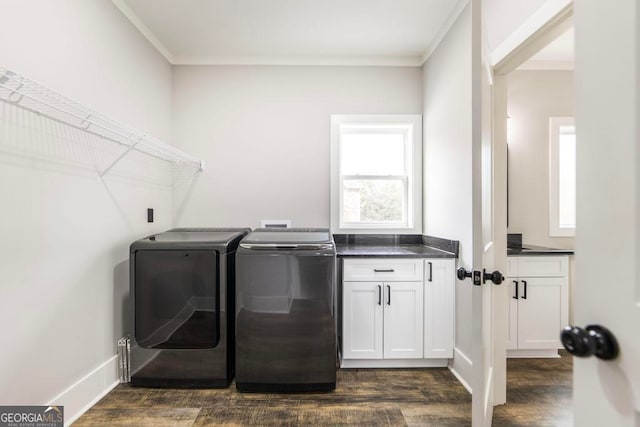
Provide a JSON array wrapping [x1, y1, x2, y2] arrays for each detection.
[[343, 279, 423, 360], [342, 282, 383, 359], [383, 282, 424, 358], [342, 258, 454, 368], [506, 256, 569, 358], [423, 259, 455, 358]]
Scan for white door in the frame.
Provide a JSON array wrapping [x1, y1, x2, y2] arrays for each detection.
[[572, 1, 640, 425], [471, 0, 508, 424], [342, 282, 383, 359], [383, 282, 424, 359]]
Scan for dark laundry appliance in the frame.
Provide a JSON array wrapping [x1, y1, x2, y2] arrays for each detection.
[[235, 228, 337, 392], [129, 228, 249, 388]]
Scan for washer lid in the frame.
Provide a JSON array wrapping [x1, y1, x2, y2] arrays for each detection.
[[150, 230, 245, 244], [240, 228, 333, 249]]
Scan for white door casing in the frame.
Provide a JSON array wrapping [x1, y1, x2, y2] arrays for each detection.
[[573, 0, 640, 425]]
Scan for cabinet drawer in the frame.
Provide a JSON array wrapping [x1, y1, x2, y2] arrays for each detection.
[[507, 256, 569, 277], [506, 257, 518, 277], [516, 256, 568, 277], [343, 259, 424, 281]]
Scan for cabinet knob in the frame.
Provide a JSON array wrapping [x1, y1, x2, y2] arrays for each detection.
[[560, 324, 619, 360]]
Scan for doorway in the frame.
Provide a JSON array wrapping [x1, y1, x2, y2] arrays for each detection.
[[492, 4, 575, 415]]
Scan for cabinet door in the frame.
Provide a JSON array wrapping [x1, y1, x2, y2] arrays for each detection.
[[343, 282, 383, 359], [383, 282, 424, 359], [424, 259, 454, 358], [506, 278, 518, 350], [517, 277, 569, 349]]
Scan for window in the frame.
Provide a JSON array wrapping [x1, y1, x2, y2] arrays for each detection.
[[549, 117, 576, 236], [330, 115, 422, 233]]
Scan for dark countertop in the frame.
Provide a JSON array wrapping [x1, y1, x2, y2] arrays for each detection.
[[336, 244, 457, 258], [507, 244, 574, 256], [333, 233, 458, 258]]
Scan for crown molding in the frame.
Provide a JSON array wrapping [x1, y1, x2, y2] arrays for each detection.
[[112, 0, 175, 63], [421, 0, 470, 65], [113, 0, 429, 68], [172, 55, 423, 67]]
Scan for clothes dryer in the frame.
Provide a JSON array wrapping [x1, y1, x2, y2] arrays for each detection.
[[130, 228, 249, 387]]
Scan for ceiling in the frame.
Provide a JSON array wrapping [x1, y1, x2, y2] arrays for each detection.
[[114, 0, 572, 68], [520, 27, 574, 70], [114, 0, 467, 66], [483, 0, 550, 52]]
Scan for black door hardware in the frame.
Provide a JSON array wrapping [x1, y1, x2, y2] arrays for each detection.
[[512, 280, 518, 299], [377, 285, 382, 305], [482, 269, 504, 285], [456, 267, 487, 286], [428, 262, 433, 282], [374, 269, 395, 273], [459, 267, 504, 286], [456, 267, 472, 281], [387, 285, 391, 305], [521, 280, 527, 299], [560, 324, 619, 360]]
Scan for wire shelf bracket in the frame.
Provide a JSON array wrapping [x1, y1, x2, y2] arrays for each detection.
[[0, 66, 204, 177]]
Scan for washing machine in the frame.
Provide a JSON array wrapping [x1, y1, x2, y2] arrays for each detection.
[[129, 227, 249, 388], [235, 228, 337, 392]]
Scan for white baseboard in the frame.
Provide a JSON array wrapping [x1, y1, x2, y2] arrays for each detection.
[[47, 355, 119, 426], [341, 358, 448, 368], [507, 349, 560, 358], [449, 347, 473, 394]]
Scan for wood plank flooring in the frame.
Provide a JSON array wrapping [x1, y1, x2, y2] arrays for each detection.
[[74, 352, 572, 426]]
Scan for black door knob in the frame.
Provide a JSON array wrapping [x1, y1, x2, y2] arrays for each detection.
[[560, 324, 619, 360], [482, 269, 504, 285], [456, 267, 472, 281]]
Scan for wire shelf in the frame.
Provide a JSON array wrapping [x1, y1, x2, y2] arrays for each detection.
[[0, 66, 204, 177]]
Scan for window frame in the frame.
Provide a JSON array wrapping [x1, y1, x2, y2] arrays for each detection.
[[330, 114, 422, 234], [548, 116, 576, 237]]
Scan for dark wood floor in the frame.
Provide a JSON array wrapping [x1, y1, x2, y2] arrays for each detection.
[[493, 352, 572, 426], [74, 353, 572, 426]]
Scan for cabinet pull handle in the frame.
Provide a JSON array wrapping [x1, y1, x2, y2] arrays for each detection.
[[522, 280, 527, 299], [513, 280, 519, 299], [387, 285, 391, 305], [428, 262, 433, 282], [377, 285, 382, 305], [374, 268, 395, 273]]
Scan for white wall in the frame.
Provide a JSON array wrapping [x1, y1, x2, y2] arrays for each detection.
[[507, 70, 574, 249], [171, 65, 422, 228], [0, 0, 172, 421], [422, 6, 474, 382]]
